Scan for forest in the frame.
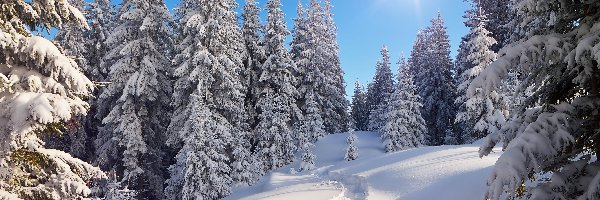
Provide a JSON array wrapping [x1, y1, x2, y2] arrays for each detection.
[[1, 0, 600, 199]]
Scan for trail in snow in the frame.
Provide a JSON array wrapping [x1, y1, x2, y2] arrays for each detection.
[[225, 132, 503, 200]]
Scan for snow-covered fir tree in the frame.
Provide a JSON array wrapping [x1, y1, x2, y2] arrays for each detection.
[[242, 0, 265, 131], [469, 0, 512, 52], [350, 81, 369, 131], [165, 93, 233, 200], [0, 1, 106, 199], [255, 0, 299, 173], [381, 57, 426, 152], [414, 13, 456, 146], [345, 131, 359, 161], [320, 0, 349, 133], [86, 0, 115, 82], [53, 0, 88, 73], [367, 46, 394, 132], [94, 0, 174, 198], [294, 0, 348, 134], [476, 1, 600, 199], [408, 30, 428, 82], [291, 0, 313, 114], [454, 11, 507, 144], [166, 0, 251, 194]]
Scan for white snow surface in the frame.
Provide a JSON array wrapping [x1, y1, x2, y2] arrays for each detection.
[[226, 131, 503, 200]]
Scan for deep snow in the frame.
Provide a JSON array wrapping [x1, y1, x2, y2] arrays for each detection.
[[226, 131, 502, 200]]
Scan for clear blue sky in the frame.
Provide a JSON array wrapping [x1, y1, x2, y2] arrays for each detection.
[[52, 0, 472, 98]]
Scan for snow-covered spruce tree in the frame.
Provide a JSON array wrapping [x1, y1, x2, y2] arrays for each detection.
[[408, 30, 428, 83], [95, 0, 174, 198], [297, 91, 324, 171], [166, 0, 251, 192], [416, 13, 456, 146], [54, 0, 88, 73], [165, 93, 233, 200], [255, 0, 299, 173], [381, 57, 426, 152], [345, 131, 358, 161], [350, 81, 369, 131], [292, 0, 313, 115], [0, 1, 106, 199], [320, 0, 349, 133], [476, 1, 600, 199], [469, 0, 512, 52], [242, 0, 265, 131], [86, 0, 115, 82], [297, 0, 348, 134], [454, 12, 508, 144], [367, 46, 394, 132]]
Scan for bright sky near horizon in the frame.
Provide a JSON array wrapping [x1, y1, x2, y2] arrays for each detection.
[[51, 0, 472, 98]]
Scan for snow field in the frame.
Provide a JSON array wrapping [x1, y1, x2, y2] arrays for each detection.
[[227, 131, 502, 200]]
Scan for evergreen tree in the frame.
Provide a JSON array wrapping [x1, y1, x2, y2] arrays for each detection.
[[242, 0, 265, 131], [95, 0, 174, 198], [454, 11, 507, 144], [86, 0, 115, 82], [367, 46, 394, 131], [166, 0, 251, 194], [0, 1, 106, 198], [415, 13, 456, 146], [296, 0, 348, 134], [321, 0, 349, 133], [350, 81, 369, 131], [345, 131, 358, 161], [408, 30, 428, 82], [165, 94, 232, 200], [255, 0, 299, 173], [381, 58, 426, 152], [477, 1, 600, 199], [54, 0, 88, 74], [469, 0, 512, 51]]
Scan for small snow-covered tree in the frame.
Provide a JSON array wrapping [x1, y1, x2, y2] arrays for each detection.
[[454, 11, 508, 144], [350, 81, 369, 131], [476, 1, 600, 199], [381, 58, 426, 152], [165, 93, 232, 200], [367, 46, 394, 131], [345, 131, 358, 161], [0, 1, 106, 199], [95, 0, 174, 198]]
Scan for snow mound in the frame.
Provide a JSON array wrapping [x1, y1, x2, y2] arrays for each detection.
[[227, 132, 503, 200]]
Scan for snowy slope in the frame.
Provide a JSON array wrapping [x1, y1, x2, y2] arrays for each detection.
[[226, 131, 503, 200]]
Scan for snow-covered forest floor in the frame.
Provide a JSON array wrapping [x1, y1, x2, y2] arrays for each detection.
[[226, 132, 502, 200]]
